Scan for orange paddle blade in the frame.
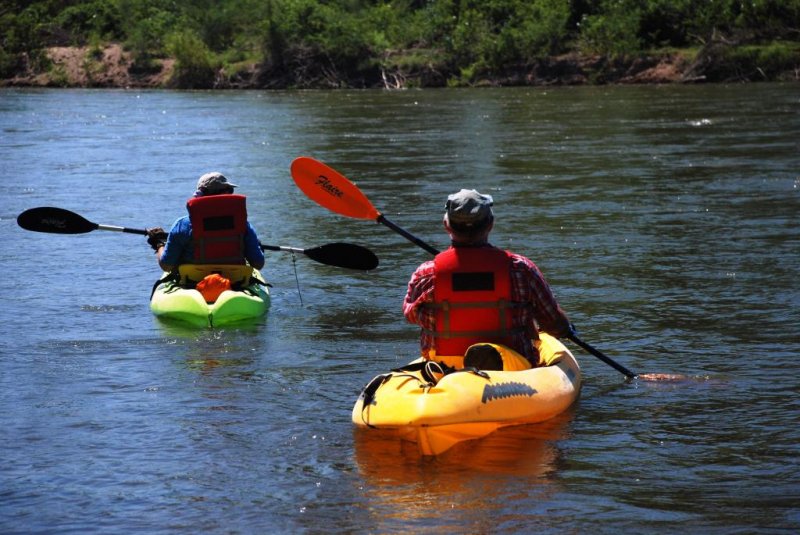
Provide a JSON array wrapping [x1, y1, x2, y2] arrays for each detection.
[[291, 157, 381, 221]]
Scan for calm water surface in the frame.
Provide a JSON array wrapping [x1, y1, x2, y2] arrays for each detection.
[[1, 85, 798, 533]]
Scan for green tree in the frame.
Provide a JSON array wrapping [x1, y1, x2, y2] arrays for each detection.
[[578, 0, 642, 56], [165, 29, 217, 88], [2, 0, 798, 86]]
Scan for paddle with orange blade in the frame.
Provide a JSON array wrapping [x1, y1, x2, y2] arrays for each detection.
[[291, 156, 439, 255], [290, 156, 691, 381]]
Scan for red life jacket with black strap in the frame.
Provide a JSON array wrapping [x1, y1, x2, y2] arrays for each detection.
[[186, 194, 248, 264], [422, 246, 532, 357]]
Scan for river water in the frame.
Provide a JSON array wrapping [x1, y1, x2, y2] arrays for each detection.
[[1, 84, 798, 533]]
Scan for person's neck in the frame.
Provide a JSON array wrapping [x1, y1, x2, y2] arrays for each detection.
[[451, 239, 490, 247]]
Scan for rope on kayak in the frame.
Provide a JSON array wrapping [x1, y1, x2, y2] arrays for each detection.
[[358, 373, 394, 428], [290, 250, 303, 306], [149, 270, 180, 300], [422, 361, 445, 383], [357, 367, 439, 427], [456, 367, 492, 379]]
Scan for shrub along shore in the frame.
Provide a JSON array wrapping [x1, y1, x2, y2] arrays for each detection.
[[2, 1, 798, 89]]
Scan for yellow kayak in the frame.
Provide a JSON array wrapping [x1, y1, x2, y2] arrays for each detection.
[[352, 332, 581, 456]]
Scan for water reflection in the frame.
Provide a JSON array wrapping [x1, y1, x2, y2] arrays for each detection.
[[152, 319, 268, 377], [153, 316, 265, 339], [353, 408, 576, 526]]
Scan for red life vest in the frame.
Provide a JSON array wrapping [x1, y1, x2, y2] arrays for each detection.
[[424, 246, 528, 356], [186, 194, 248, 264]]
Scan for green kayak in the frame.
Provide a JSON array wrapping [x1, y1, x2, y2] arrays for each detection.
[[150, 264, 270, 328]]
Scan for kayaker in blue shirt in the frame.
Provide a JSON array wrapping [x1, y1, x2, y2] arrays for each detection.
[[146, 172, 265, 272]]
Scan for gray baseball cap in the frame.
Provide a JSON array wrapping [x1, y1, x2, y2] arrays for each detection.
[[445, 189, 494, 227], [197, 172, 237, 193]]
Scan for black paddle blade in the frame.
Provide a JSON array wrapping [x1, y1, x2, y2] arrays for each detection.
[[304, 242, 379, 271], [17, 207, 98, 234]]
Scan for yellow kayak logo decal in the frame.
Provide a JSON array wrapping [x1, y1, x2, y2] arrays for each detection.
[[482, 382, 537, 403]]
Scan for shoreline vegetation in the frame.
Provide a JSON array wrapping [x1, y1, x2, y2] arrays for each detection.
[[2, 1, 798, 90]]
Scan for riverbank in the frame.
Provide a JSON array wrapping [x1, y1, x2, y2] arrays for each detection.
[[2, 42, 797, 89]]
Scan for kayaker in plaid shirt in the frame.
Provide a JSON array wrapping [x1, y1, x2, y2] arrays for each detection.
[[403, 189, 571, 366]]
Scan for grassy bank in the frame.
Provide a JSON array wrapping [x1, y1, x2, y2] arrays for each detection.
[[2, 1, 798, 89]]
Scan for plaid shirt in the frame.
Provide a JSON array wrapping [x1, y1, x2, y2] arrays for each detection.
[[403, 246, 568, 362]]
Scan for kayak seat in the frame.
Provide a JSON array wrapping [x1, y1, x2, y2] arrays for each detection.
[[464, 344, 503, 370], [464, 343, 533, 371], [178, 263, 254, 288]]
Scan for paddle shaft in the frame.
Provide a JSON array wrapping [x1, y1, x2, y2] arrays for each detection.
[[97, 224, 147, 235], [568, 333, 637, 379], [260, 244, 303, 254], [356, 190, 638, 378], [377, 214, 439, 255], [17, 207, 377, 270], [383, 216, 637, 378], [383, 209, 639, 379], [71, 219, 373, 270], [290, 157, 639, 378], [85, 222, 377, 271], [83, 229, 369, 268]]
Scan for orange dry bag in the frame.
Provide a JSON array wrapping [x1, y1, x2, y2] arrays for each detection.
[[196, 273, 231, 303]]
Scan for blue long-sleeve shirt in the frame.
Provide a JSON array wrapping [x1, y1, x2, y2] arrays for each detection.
[[160, 215, 265, 268]]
